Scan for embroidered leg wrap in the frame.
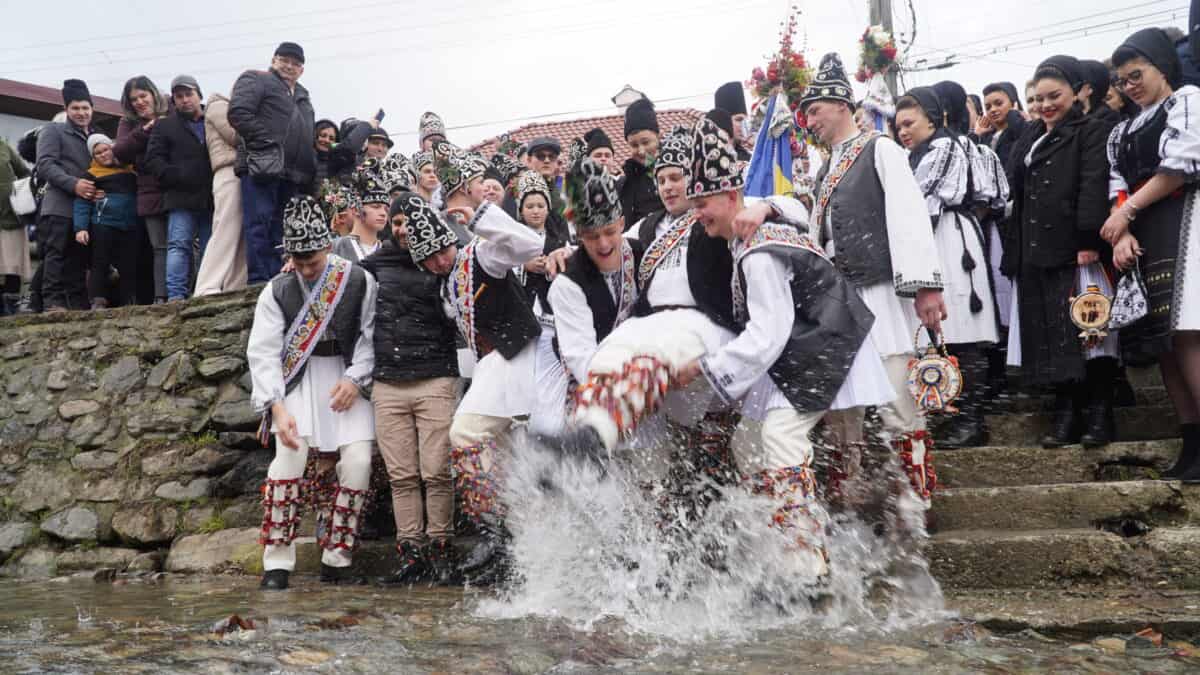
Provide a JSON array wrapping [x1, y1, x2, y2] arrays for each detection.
[[895, 430, 937, 502], [318, 484, 368, 552], [574, 354, 672, 445], [451, 439, 501, 524], [825, 442, 866, 505], [259, 478, 303, 546], [746, 465, 829, 571]]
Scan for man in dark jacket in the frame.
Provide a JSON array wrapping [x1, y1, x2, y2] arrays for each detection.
[[361, 194, 460, 586], [617, 97, 663, 230], [33, 79, 95, 311], [229, 41, 317, 285], [145, 75, 214, 301]]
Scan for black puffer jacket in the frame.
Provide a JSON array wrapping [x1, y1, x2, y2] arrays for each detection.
[[143, 109, 214, 212], [1002, 108, 1111, 275], [360, 240, 459, 382], [228, 69, 316, 188]]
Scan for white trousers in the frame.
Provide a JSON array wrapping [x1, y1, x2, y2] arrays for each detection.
[[262, 438, 372, 572]]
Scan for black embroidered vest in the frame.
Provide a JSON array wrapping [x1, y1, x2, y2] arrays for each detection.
[[272, 263, 368, 395], [817, 136, 894, 289], [471, 257, 542, 360]]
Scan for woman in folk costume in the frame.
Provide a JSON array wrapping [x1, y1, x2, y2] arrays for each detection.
[[1003, 55, 1116, 449], [1101, 29, 1200, 479], [677, 116, 893, 581], [246, 195, 379, 590], [798, 53, 945, 508], [534, 148, 643, 439], [410, 143, 545, 584], [894, 85, 1000, 450]]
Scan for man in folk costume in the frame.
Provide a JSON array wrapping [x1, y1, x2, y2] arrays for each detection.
[[676, 116, 893, 582], [247, 194, 379, 590], [534, 147, 643, 439], [408, 145, 545, 584], [559, 113, 807, 464], [798, 53, 947, 507]]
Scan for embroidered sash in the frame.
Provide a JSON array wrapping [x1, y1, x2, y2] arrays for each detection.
[[638, 211, 696, 288], [448, 239, 480, 357], [813, 132, 879, 232], [280, 255, 353, 387], [615, 239, 637, 324], [730, 224, 830, 323]]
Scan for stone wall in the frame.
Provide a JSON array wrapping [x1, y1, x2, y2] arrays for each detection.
[[0, 290, 270, 577]]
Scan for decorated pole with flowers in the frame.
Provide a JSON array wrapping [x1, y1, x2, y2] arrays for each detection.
[[856, 24, 899, 134]]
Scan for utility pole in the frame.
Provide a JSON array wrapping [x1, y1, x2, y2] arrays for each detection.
[[869, 0, 898, 96]]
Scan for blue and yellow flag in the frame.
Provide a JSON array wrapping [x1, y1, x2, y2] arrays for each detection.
[[744, 92, 794, 198]]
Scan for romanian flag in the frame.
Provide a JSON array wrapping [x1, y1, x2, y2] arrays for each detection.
[[744, 91, 794, 198]]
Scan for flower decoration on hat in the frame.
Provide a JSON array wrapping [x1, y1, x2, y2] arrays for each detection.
[[433, 140, 488, 199], [318, 179, 361, 221], [283, 195, 334, 254], [856, 24, 899, 83], [564, 138, 622, 231], [686, 117, 744, 199]]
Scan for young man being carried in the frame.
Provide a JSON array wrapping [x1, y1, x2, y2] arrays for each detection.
[[407, 143, 546, 584], [677, 117, 893, 582], [247, 195, 378, 590], [798, 54, 946, 507]]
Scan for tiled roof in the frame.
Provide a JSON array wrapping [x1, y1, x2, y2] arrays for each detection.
[[0, 78, 123, 120], [471, 108, 703, 165]]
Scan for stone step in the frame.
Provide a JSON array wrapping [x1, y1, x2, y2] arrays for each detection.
[[931, 480, 1199, 532], [929, 527, 1200, 591], [937, 440, 1182, 489], [985, 406, 1180, 446], [996, 386, 1169, 414]]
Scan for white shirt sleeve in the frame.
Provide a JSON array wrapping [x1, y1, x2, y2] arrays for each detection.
[[624, 216, 647, 240], [699, 251, 794, 404], [343, 273, 378, 388], [1160, 84, 1200, 179], [549, 275, 598, 382], [1107, 121, 1129, 199], [764, 193, 811, 230], [471, 201, 546, 278], [247, 284, 286, 413], [874, 136, 944, 296]]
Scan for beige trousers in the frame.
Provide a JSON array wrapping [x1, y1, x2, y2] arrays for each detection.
[[374, 378, 457, 542], [195, 165, 247, 296]]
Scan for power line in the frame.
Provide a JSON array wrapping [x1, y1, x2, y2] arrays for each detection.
[[904, 0, 1174, 60], [11, 0, 758, 78], [0, 0, 593, 69]]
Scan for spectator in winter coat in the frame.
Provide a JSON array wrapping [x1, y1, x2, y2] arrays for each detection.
[[0, 139, 31, 316], [34, 79, 95, 312], [195, 92, 247, 296], [228, 41, 316, 285], [73, 134, 138, 309], [145, 75, 214, 301], [113, 75, 169, 303]]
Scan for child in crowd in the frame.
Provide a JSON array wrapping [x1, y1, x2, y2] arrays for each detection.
[[73, 134, 138, 309]]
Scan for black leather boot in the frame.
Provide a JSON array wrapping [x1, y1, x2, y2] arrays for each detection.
[[1167, 424, 1200, 479], [1080, 358, 1117, 449], [259, 569, 289, 590], [320, 563, 365, 585], [376, 540, 430, 585], [940, 346, 989, 449], [459, 516, 511, 586], [1041, 383, 1084, 448], [427, 538, 463, 586]]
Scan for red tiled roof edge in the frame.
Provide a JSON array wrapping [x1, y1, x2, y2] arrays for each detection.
[[471, 108, 702, 165], [0, 78, 124, 117]]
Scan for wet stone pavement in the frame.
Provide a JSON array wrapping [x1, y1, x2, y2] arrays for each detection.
[[4, 576, 1200, 673]]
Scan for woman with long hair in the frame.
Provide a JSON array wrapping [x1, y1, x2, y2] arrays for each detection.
[[112, 75, 168, 303]]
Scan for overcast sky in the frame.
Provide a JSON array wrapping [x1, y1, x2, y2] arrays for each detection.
[[2, 0, 1188, 149]]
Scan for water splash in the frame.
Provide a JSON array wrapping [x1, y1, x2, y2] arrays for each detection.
[[477, 438, 947, 641]]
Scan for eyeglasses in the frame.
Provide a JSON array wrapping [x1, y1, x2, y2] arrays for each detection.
[[1115, 69, 1144, 89], [533, 152, 558, 161]]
